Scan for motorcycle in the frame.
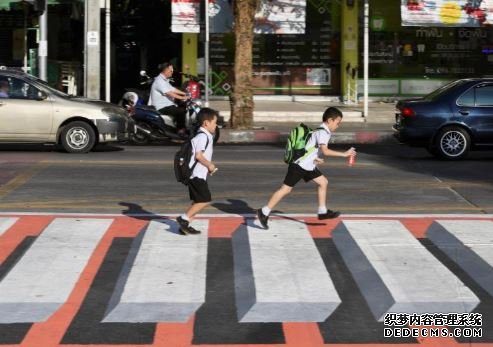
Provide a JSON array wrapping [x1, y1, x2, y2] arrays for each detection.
[[121, 70, 221, 145]]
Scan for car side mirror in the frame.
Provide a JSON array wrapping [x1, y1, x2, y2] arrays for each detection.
[[37, 91, 48, 100]]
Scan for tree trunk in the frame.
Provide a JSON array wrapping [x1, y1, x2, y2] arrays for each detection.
[[230, 0, 259, 129]]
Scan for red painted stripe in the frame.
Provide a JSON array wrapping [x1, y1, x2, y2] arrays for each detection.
[[208, 217, 244, 238], [154, 315, 195, 347], [0, 216, 54, 264], [20, 217, 147, 347], [283, 322, 324, 346]]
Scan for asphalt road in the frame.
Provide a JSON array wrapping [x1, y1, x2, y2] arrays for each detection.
[[1, 141, 492, 215]]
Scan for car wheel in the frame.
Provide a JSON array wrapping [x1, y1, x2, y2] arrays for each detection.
[[131, 121, 151, 145], [434, 126, 471, 160], [60, 121, 96, 153]]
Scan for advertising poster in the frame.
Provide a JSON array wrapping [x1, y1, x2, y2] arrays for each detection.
[[401, 0, 493, 27], [254, 0, 306, 34], [171, 0, 201, 33], [209, 0, 307, 34]]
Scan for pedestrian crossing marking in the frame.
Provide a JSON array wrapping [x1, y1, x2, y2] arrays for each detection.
[[0, 217, 17, 237], [0, 214, 492, 347], [233, 220, 340, 322], [0, 218, 113, 323], [104, 220, 209, 322], [333, 220, 479, 321]]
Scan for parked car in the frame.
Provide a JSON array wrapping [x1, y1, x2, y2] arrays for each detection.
[[393, 78, 493, 160], [0, 69, 132, 153]]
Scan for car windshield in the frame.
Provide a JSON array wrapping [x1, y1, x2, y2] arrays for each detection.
[[28, 75, 69, 98], [423, 80, 469, 101]]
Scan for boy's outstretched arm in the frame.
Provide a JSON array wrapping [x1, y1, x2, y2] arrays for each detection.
[[320, 144, 356, 158]]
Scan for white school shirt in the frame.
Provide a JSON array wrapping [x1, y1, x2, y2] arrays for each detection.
[[296, 123, 331, 171], [148, 74, 175, 110], [189, 127, 214, 180]]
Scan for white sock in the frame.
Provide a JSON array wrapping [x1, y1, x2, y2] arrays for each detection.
[[318, 206, 327, 214], [180, 214, 190, 222], [262, 206, 271, 216]]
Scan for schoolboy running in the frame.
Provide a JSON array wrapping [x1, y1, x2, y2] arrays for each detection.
[[257, 107, 356, 229], [176, 108, 219, 235]]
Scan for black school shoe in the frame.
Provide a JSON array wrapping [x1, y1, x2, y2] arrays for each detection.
[[176, 216, 192, 235], [257, 209, 269, 229], [187, 226, 201, 235], [318, 209, 341, 220]]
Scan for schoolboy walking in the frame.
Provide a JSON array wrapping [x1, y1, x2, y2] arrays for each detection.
[[257, 107, 356, 229], [176, 108, 219, 235]]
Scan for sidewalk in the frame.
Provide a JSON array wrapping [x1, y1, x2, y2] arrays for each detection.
[[210, 98, 397, 144]]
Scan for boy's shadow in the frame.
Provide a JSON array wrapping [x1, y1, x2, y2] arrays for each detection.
[[119, 202, 182, 235], [211, 199, 325, 227]]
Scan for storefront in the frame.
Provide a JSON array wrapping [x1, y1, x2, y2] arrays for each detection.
[[0, 0, 84, 92], [205, 0, 342, 96], [4, 0, 493, 100], [360, 0, 493, 97]]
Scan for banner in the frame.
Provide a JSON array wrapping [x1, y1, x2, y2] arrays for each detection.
[[209, 0, 307, 34], [254, 0, 306, 34], [172, 0, 200, 33], [401, 0, 493, 27]]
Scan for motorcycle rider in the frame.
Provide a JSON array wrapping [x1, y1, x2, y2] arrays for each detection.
[[148, 62, 190, 136]]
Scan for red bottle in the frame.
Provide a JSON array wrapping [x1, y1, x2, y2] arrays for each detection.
[[348, 154, 356, 167]]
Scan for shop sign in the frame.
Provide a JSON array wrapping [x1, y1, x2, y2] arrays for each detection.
[[254, 0, 306, 34], [171, 0, 200, 33], [401, 0, 493, 27]]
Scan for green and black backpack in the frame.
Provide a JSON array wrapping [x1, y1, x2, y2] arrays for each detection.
[[283, 123, 323, 164]]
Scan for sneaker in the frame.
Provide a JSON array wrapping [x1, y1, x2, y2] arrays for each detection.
[[188, 225, 201, 235], [318, 209, 340, 220], [257, 209, 269, 229], [176, 216, 192, 235]]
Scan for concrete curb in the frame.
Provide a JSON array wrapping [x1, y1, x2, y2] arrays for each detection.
[[218, 129, 395, 144], [219, 111, 365, 123]]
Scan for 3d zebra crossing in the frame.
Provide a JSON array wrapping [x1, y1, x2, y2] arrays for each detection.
[[0, 214, 492, 346]]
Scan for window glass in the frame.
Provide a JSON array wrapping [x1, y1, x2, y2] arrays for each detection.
[[457, 88, 474, 107], [475, 85, 493, 106], [4, 77, 42, 100]]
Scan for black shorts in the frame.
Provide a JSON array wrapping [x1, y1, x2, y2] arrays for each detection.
[[283, 163, 323, 187], [188, 177, 212, 203]]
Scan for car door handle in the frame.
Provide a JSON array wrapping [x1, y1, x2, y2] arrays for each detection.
[[459, 110, 469, 115]]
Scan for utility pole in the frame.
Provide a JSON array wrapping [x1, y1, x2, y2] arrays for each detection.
[[363, 0, 369, 118], [38, 0, 47, 80], [105, 0, 111, 102], [84, 0, 101, 99], [204, 0, 210, 107]]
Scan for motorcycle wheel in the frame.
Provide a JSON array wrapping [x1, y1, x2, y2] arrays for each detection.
[[131, 122, 152, 145]]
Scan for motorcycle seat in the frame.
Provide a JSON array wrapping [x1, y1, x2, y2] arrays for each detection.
[[136, 105, 157, 111]]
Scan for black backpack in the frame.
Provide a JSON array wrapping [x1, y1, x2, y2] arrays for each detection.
[[174, 132, 209, 186]]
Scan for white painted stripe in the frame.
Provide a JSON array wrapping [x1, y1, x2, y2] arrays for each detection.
[[103, 220, 208, 322], [428, 220, 493, 297], [0, 217, 17, 237], [333, 220, 479, 321], [0, 218, 113, 323], [233, 220, 340, 322]]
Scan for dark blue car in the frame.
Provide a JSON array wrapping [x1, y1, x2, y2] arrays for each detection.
[[393, 78, 493, 160]]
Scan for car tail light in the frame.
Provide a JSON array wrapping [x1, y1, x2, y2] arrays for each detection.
[[401, 107, 415, 117]]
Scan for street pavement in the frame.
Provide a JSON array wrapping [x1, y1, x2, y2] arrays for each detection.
[[1, 143, 493, 346], [209, 98, 396, 144]]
